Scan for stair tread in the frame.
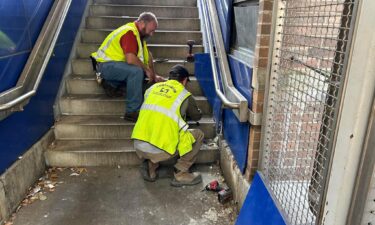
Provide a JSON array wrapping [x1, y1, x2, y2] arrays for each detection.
[[56, 115, 214, 125], [84, 28, 201, 33], [92, 4, 197, 8], [72, 58, 195, 64], [78, 43, 203, 47], [49, 139, 218, 152], [92, 0, 197, 7], [88, 15, 200, 20], [61, 93, 207, 101], [69, 74, 198, 81]]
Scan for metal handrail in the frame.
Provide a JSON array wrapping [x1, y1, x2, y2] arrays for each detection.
[[0, 0, 72, 120], [201, 0, 248, 122]]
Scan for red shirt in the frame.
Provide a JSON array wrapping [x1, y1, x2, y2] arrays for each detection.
[[120, 31, 139, 56]]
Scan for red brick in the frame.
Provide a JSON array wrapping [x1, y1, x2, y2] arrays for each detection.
[[258, 11, 273, 24], [257, 34, 270, 46]]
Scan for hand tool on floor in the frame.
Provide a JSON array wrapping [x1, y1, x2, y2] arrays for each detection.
[[203, 180, 222, 192]]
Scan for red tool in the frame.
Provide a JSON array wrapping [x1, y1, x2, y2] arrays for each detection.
[[203, 180, 222, 192]]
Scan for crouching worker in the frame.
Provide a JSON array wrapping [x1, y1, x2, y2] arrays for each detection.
[[131, 64, 204, 187]]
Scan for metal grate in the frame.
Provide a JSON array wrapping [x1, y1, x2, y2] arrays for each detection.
[[262, 0, 357, 224]]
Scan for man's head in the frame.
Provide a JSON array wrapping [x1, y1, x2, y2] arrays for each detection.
[[169, 64, 190, 86], [136, 12, 158, 39]]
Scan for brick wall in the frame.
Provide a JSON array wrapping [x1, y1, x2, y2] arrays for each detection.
[[245, 0, 274, 180], [244, 0, 347, 180]]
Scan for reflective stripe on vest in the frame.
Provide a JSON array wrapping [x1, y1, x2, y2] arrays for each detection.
[[141, 104, 188, 131], [141, 88, 190, 131], [96, 26, 131, 61], [91, 22, 148, 65]]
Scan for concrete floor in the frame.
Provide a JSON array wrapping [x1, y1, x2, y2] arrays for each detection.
[[10, 165, 236, 225]]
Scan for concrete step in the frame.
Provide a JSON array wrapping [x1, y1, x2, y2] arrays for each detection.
[[45, 139, 218, 167], [93, 0, 197, 7], [81, 29, 202, 45], [66, 75, 204, 96], [72, 59, 194, 76], [86, 16, 200, 31], [54, 115, 215, 139], [59, 94, 212, 116], [77, 43, 203, 59], [90, 5, 199, 18]]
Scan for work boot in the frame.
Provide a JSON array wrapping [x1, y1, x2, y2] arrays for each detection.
[[102, 80, 124, 97], [140, 160, 159, 182], [124, 111, 139, 122], [170, 170, 202, 187]]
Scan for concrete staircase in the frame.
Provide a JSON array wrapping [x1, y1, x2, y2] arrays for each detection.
[[45, 0, 218, 167]]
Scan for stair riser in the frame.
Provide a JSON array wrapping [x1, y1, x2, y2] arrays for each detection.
[[77, 45, 203, 59], [86, 17, 200, 30], [55, 123, 215, 139], [72, 60, 195, 76], [60, 98, 212, 115], [90, 5, 199, 18], [45, 151, 141, 167], [93, 0, 197, 6], [67, 79, 203, 96], [45, 150, 218, 167], [82, 30, 202, 45]]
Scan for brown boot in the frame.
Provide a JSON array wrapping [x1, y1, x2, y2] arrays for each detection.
[[171, 170, 202, 187], [148, 160, 159, 180]]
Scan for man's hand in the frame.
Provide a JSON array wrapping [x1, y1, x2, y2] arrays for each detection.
[[145, 68, 156, 82], [154, 75, 166, 82]]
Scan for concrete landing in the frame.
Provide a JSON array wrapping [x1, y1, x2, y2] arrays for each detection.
[[10, 165, 236, 225]]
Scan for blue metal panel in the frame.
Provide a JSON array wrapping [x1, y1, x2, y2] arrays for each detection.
[[228, 55, 253, 109], [28, 0, 54, 44], [195, 53, 251, 172], [223, 109, 249, 172], [0, 0, 87, 173], [194, 53, 222, 123], [0, 0, 54, 92], [0, 52, 29, 91], [215, 0, 233, 52], [224, 55, 252, 172], [236, 172, 287, 225]]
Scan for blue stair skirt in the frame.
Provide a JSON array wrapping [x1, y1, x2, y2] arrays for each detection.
[[236, 172, 287, 225], [194, 53, 251, 173]]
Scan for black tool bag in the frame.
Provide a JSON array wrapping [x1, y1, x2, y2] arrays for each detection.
[[90, 56, 98, 72]]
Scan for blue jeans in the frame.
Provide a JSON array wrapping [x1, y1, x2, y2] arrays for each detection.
[[98, 61, 144, 113]]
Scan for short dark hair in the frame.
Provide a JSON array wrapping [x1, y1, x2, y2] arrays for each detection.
[[137, 12, 158, 26], [169, 64, 190, 82]]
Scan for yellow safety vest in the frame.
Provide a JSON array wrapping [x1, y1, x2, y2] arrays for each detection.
[[131, 80, 196, 156], [91, 22, 149, 66]]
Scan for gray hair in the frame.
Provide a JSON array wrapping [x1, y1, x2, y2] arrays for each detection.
[[137, 12, 158, 26]]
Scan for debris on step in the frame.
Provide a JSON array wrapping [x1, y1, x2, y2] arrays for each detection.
[[69, 167, 88, 176], [4, 213, 16, 225], [202, 138, 219, 149]]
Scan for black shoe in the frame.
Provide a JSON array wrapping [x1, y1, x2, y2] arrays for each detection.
[[124, 111, 139, 122], [102, 80, 123, 97]]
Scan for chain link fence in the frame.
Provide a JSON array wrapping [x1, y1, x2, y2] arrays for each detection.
[[262, 0, 357, 224]]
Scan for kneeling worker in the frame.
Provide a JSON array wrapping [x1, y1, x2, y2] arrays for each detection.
[[131, 64, 204, 187]]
